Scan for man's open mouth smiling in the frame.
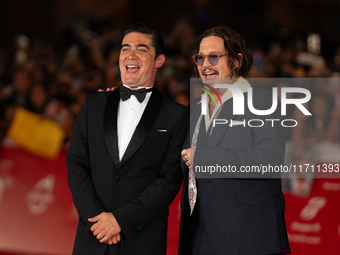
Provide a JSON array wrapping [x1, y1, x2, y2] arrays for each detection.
[[202, 68, 219, 79], [126, 65, 140, 73]]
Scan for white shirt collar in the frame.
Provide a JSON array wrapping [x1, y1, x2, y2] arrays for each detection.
[[122, 84, 154, 90], [199, 77, 252, 132]]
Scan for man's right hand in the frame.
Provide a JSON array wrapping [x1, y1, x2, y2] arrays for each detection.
[[98, 87, 117, 92], [106, 234, 121, 245]]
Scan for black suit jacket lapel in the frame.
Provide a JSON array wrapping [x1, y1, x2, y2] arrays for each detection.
[[104, 90, 120, 168], [119, 88, 163, 168], [208, 99, 234, 147], [190, 101, 203, 143]]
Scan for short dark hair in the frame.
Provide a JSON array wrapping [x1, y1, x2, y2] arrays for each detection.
[[121, 23, 165, 58], [195, 26, 253, 77]]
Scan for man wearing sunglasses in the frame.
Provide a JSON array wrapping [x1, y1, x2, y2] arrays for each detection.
[[179, 26, 291, 255]]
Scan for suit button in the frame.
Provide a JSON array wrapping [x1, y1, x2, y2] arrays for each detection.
[[79, 218, 86, 228], [115, 176, 121, 181]]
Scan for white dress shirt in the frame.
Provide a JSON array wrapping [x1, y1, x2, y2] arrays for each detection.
[[117, 84, 153, 161], [200, 77, 251, 132]]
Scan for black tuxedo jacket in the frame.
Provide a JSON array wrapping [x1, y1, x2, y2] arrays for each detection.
[[179, 87, 291, 255], [66, 87, 188, 255]]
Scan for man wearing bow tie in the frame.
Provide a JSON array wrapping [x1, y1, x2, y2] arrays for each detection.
[[67, 23, 188, 255]]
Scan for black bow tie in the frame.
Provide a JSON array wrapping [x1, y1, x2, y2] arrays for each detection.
[[119, 86, 154, 103]]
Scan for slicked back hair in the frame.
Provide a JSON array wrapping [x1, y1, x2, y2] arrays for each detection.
[[122, 23, 165, 59]]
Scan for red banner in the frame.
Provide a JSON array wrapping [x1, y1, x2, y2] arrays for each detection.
[[0, 146, 181, 255], [285, 179, 340, 254], [0, 147, 76, 254]]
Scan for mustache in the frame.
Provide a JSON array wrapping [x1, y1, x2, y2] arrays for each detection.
[[202, 67, 219, 76]]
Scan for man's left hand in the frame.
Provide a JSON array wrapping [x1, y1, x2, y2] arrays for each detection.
[[88, 212, 122, 244]]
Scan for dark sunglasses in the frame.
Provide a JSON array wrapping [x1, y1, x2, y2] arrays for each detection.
[[192, 53, 228, 66]]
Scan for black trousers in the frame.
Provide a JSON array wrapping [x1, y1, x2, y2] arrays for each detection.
[[104, 242, 124, 255], [192, 222, 285, 255]]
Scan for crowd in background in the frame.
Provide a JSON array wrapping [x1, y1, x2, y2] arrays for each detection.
[[0, 18, 339, 148]]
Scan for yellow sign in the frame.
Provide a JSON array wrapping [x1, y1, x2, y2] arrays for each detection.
[[7, 108, 65, 159]]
